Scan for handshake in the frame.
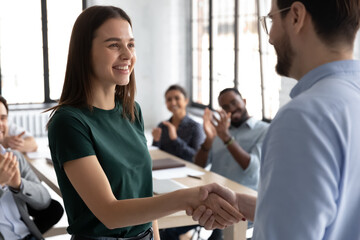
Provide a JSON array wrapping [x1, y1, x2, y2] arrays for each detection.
[[184, 183, 256, 230]]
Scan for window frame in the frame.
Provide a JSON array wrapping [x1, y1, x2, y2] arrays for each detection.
[[189, 0, 271, 122], [0, 0, 87, 104]]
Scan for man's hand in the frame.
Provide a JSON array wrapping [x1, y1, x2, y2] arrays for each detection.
[[185, 184, 245, 229], [162, 121, 177, 140], [3, 132, 26, 151], [186, 183, 256, 229], [0, 151, 21, 188], [152, 128, 162, 142], [201, 193, 243, 229], [203, 108, 217, 140], [184, 186, 243, 229], [212, 110, 231, 142]]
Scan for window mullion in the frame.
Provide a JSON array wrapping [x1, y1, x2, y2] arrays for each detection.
[[256, 0, 266, 119], [234, 0, 239, 89], [41, 0, 50, 103], [209, 0, 213, 108]]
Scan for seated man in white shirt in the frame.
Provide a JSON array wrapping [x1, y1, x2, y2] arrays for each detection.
[[0, 148, 64, 240], [0, 100, 63, 240], [0, 145, 48, 240], [0, 96, 38, 153]]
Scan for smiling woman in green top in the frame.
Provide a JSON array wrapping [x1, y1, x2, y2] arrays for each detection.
[[46, 5, 242, 240]]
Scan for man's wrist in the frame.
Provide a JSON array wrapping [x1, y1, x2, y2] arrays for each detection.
[[9, 180, 23, 193], [224, 136, 235, 146], [201, 144, 210, 152], [201, 138, 214, 152]]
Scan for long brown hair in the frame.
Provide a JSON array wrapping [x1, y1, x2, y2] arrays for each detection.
[[47, 6, 137, 127]]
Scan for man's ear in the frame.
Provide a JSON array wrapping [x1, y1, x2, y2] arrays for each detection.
[[289, 2, 307, 34], [243, 98, 247, 105]]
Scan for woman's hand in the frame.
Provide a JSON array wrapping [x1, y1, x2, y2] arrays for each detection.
[[185, 186, 243, 230], [186, 183, 256, 229], [152, 127, 162, 142], [202, 193, 243, 229], [162, 121, 177, 140]]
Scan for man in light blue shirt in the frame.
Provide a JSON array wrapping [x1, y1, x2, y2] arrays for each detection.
[[188, 0, 360, 239], [194, 88, 269, 191], [164, 89, 266, 240]]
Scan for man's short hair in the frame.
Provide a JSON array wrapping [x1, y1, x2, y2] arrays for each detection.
[[0, 96, 9, 114], [277, 0, 360, 46], [218, 88, 243, 99]]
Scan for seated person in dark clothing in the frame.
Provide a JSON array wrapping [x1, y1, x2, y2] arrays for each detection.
[[152, 85, 205, 240], [152, 84, 205, 162]]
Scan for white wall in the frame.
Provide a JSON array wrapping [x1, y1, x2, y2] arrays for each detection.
[[88, 0, 192, 129], [88, 1, 343, 128]]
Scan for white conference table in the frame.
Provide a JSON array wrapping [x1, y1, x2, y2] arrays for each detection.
[[26, 148, 257, 240]]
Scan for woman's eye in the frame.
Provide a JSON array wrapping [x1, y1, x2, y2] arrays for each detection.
[[109, 43, 119, 48], [128, 43, 135, 48]]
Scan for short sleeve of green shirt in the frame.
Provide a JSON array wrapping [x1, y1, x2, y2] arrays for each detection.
[[48, 106, 95, 167], [48, 101, 153, 238]]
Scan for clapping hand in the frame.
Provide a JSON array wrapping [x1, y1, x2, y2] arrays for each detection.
[[152, 128, 162, 142], [162, 121, 177, 140], [203, 108, 217, 140], [211, 109, 231, 142], [0, 151, 21, 189], [3, 132, 26, 151], [203, 108, 231, 142]]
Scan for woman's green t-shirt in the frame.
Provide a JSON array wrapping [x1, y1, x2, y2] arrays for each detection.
[[48, 101, 152, 237]]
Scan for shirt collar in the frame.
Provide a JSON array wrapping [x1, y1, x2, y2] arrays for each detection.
[[169, 115, 189, 125], [230, 117, 256, 129], [290, 60, 360, 98]]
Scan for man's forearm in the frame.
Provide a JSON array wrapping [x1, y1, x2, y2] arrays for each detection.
[[21, 137, 38, 152], [194, 137, 213, 167], [226, 140, 251, 169], [237, 193, 256, 222]]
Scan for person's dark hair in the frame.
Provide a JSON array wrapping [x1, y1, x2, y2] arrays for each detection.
[[277, 0, 360, 46], [47, 6, 137, 123], [218, 88, 243, 99], [0, 96, 9, 114], [165, 84, 187, 98]]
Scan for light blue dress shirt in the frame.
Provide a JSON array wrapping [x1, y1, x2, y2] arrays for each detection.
[[0, 186, 30, 239], [209, 117, 269, 190], [253, 60, 360, 240]]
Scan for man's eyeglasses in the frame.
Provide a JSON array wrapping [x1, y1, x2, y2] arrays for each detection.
[[259, 7, 291, 35]]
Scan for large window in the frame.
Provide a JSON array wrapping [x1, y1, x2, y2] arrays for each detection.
[[0, 0, 83, 104], [191, 0, 279, 120]]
